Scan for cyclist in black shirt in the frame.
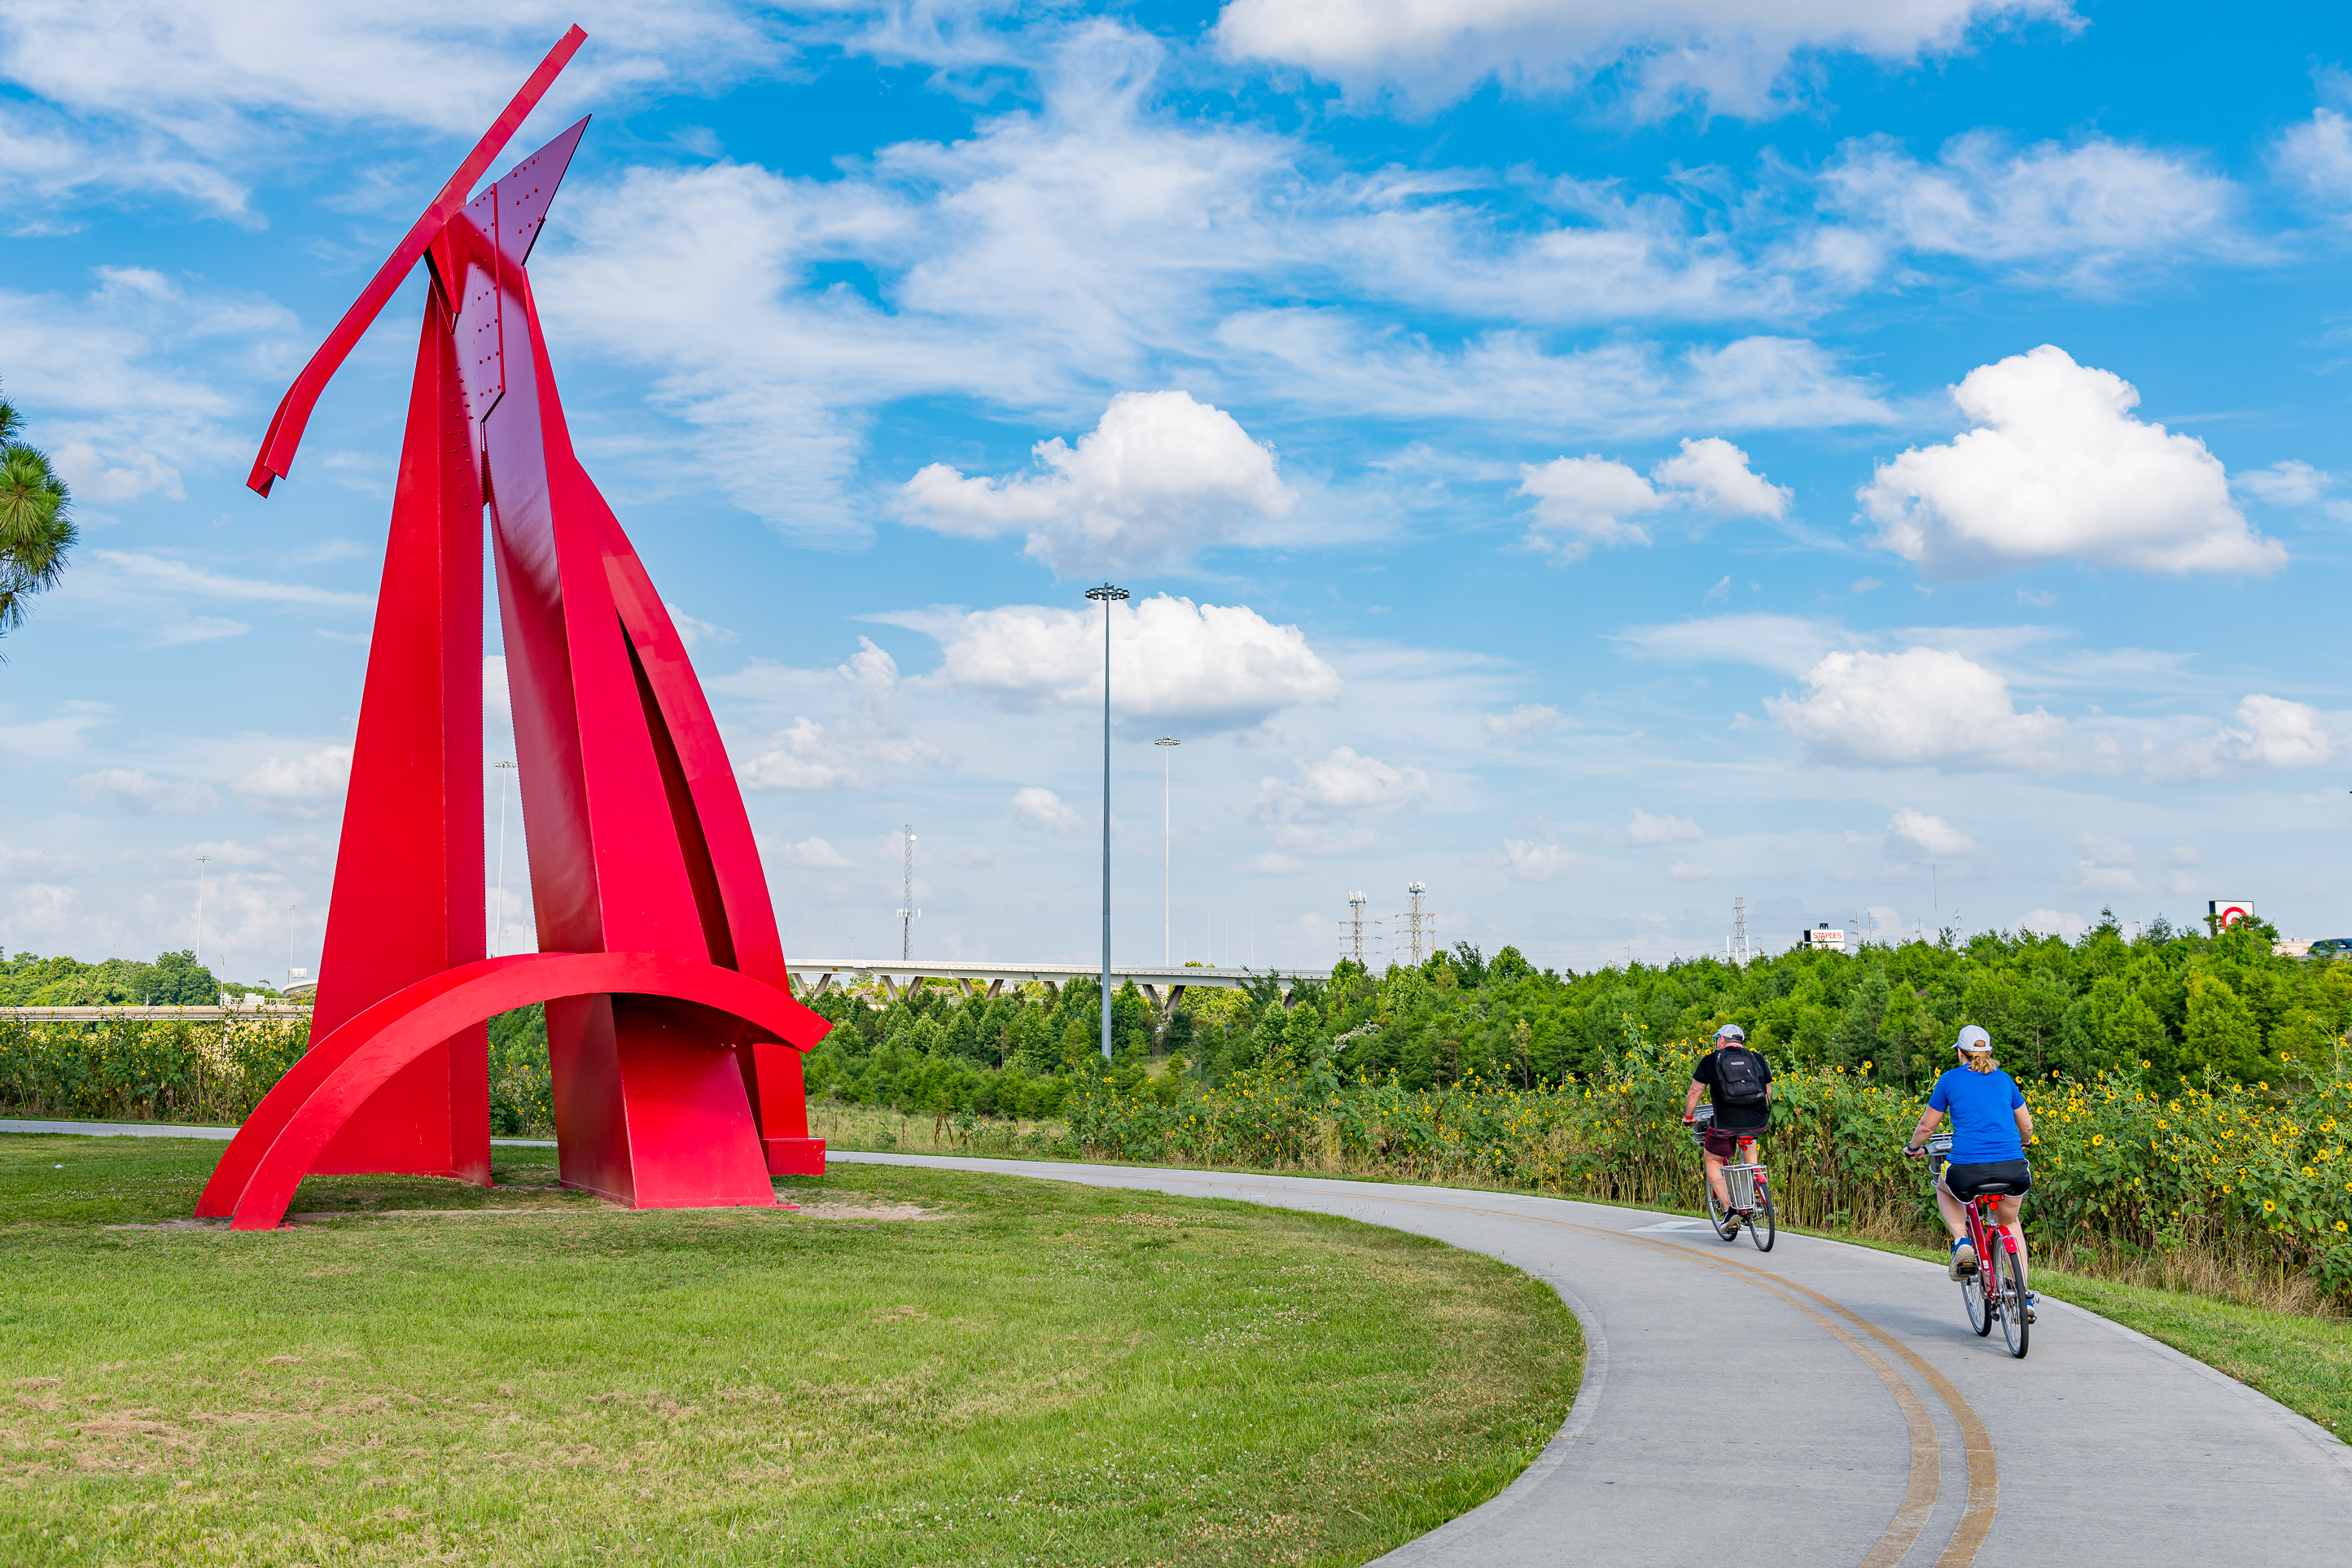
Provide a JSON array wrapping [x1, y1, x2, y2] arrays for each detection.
[[1683, 1023, 1773, 1232]]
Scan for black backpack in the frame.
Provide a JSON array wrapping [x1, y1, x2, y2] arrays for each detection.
[[1713, 1045, 1768, 1107]]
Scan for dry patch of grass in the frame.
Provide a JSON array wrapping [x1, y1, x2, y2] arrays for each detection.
[[0, 1134, 1580, 1567]]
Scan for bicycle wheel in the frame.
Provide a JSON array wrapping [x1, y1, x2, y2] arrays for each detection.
[[1997, 1242, 2030, 1359], [1704, 1180, 1736, 1240], [1963, 1233, 1993, 1338], [1750, 1182, 1776, 1252]]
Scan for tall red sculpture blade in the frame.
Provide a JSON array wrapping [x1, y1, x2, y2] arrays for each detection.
[[247, 26, 586, 497], [200, 29, 828, 1229]]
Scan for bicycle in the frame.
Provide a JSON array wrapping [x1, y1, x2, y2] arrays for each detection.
[[1689, 1106, 1776, 1252], [1923, 1132, 2030, 1359]]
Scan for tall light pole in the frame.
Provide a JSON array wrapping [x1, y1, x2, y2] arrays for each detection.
[[492, 759, 517, 957], [286, 903, 300, 992], [1155, 737, 1178, 964], [1086, 582, 1128, 1062], [897, 825, 920, 961], [194, 854, 212, 966]]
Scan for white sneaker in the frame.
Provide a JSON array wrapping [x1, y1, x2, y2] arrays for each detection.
[[1947, 1241, 1977, 1280]]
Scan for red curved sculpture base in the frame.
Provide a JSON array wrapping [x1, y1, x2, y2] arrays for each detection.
[[200, 953, 828, 1230]]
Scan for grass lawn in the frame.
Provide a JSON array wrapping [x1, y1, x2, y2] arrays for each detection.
[[0, 1135, 1581, 1568]]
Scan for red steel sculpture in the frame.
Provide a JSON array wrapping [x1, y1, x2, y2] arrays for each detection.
[[198, 26, 830, 1230]]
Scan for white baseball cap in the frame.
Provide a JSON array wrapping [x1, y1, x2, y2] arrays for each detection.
[[1955, 1025, 1992, 1053], [1715, 1023, 1745, 1042]]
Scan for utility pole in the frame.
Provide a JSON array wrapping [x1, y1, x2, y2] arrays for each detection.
[[492, 759, 516, 957], [1156, 737, 1179, 964], [286, 903, 300, 992], [194, 854, 212, 966], [896, 825, 919, 961], [1086, 583, 1128, 1062]]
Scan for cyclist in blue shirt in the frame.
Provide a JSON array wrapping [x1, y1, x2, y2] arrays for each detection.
[[1903, 1025, 2036, 1285]]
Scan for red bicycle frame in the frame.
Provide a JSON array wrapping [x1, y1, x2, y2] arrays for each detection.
[[1964, 1193, 2019, 1265]]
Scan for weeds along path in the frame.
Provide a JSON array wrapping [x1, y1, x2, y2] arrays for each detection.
[[840, 1153, 2351, 1568]]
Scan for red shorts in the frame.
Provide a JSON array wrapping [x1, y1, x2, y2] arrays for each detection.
[[1702, 1126, 1760, 1159]]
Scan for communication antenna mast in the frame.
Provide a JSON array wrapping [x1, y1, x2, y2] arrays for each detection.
[[1342, 891, 1371, 965], [896, 824, 920, 960], [1732, 897, 1749, 965], [1399, 881, 1434, 966]]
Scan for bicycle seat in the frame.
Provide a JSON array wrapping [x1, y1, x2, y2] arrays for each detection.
[[1949, 1174, 2022, 1198]]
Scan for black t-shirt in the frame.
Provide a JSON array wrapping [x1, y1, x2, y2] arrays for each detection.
[[1693, 1048, 1772, 1132]]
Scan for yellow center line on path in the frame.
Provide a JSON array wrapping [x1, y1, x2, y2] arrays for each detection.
[[1072, 1169, 1994, 1568], [1606, 1233, 1942, 1568]]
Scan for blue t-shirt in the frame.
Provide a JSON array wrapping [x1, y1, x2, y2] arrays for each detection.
[[1928, 1067, 2026, 1164]]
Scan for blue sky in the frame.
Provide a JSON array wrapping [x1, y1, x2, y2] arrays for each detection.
[[4, 1, 2351, 984]]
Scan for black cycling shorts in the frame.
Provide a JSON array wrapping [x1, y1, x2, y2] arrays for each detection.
[[1943, 1159, 2032, 1201]]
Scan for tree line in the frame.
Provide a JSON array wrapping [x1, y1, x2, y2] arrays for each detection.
[[0, 950, 242, 1007], [795, 911, 2347, 1118]]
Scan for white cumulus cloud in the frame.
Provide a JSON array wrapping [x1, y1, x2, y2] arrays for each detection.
[[1009, 786, 1088, 836], [1213, 0, 2071, 118], [1517, 455, 1663, 557], [735, 639, 942, 791], [2236, 459, 2331, 507], [2273, 103, 2352, 211], [1500, 836, 1576, 883], [2149, 694, 2337, 782], [1254, 747, 1428, 852], [2073, 833, 2140, 893], [71, 768, 217, 817], [1651, 436, 1792, 518], [762, 835, 855, 870], [1518, 436, 1786, 558], [234, 747, 353, 818], [1887, 808, 1977, 859], [1768, 648, 2066, 770], [1482, 703, 1562, 741], [1627, 808, 1703, 845], [664, 603, 737, 650], [899, 391, 1296, 574], [1859, 345, 2284, 580], [900, 594, 1341, 731], [1817, 131, 2243, 284]]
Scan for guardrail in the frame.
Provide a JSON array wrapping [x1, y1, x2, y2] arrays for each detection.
[[786, 959, 1327, 1009], [4, 961, 1334, 1019], [0, 1006, 313, 1022]]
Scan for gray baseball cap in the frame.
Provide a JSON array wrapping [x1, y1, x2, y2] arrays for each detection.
[[1956, 1024, 1992, 1053], [1715, 1023, 1746, 1042]]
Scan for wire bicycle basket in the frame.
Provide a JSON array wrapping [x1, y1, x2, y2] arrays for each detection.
[[1723, 1162, 1763, 1209]]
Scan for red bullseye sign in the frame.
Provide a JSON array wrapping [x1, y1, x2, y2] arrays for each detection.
[[2210, 900, 2254, 929], [198, 28, 827, 1230]]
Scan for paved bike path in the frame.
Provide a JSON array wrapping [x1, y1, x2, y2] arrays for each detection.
[[836, 1153, 2350, 1568]]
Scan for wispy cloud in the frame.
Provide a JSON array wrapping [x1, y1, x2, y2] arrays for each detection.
[[87, 550, 371, 608]]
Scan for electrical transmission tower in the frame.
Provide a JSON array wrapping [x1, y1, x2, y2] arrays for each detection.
[[1399, 881, 1435, 966], [896, 825, 920, 960], [1732, 896, 1750, 965]]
